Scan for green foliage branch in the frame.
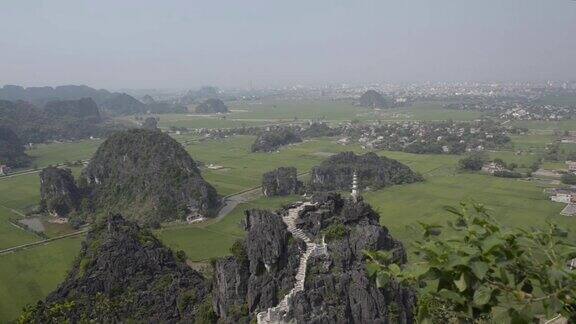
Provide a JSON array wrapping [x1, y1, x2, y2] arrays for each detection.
[[365, 203, 576, 323]]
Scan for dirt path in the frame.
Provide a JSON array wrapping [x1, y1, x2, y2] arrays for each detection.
[[215, 171, 310, 221]]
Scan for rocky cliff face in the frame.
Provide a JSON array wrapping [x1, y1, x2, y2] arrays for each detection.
[[82, 129, 219, 225], [39, 167, 82, 217], [309, 152, 422, 192], [251, 128, 302, 152], [359, 90, 389, 108], [212, 193, 415, 323], [212, 209, 303, 323], [44, 98, 102, 122], [262, 167, 302, 197], [195, 98, 229, 114], [0, 125, 30, 168], [288, 193, 415, 323], [20, 214, 210, 323]]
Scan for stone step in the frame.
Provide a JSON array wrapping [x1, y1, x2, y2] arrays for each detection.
[[258, 202, 324, 324]]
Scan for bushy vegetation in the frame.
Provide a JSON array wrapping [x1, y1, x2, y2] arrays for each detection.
[[365, 203, 576, 323], [458, 152, 489, 171], [251, 127, 302, 152], [493, 170, 523, 178], [561, 173, 576, 185], [322, 223, 348, 242], [229, 239, 248, 263]]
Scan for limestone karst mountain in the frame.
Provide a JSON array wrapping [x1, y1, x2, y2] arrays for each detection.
[[43, 98, 102, 122], [140, 94, 156, 104], [81, 129, 219, 225], [0, 125, 31, 168], [213, 193, 415, 323], [195, 98, 229, 114], [39, 167, 82, 217], [251, 127, 302, 152], [0, 84, 111, 107], [0, 99, 121, 143], [358, 90, 389, 108], [18, 214, 211, 323], [309, 151, 423, 192], [141, 116, 159, 130], [100, 93, 146, 116], [262, 167, 303, 197]]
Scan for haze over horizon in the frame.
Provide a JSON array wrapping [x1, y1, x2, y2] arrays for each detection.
[[1, 0, 575, 89]]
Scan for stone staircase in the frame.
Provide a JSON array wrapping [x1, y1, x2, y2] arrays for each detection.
[[257, 202, 325, 324]]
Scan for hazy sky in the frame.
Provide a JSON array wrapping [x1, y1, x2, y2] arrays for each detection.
[[1, 0, 575, 89]]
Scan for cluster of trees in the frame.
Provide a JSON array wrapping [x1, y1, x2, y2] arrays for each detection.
[[251, 127, 302, 152], [458, 152, 488, 171]]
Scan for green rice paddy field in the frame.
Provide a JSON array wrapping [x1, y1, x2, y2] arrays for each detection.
[[154, 99, 482, 130], [0, 101, 574, 322]]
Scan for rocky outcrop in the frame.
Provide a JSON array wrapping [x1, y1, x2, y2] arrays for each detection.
[[195, 98, 229, 114], [213, 256, 250, 322], [39, 167, 82, 217], [141, 117, 159, 130], [309, 152, 422, 192], [251, 128, 302, 152], [212, 193, 415, 323], [262, 167, 302, 197], [44, 98, 102, 122], [287, 193, 414, 323], [20, 214, 210, 323], [0, 125, 30, 168], [82, 129, 220, 225], [359, 90, 389, 108], [212, 209, 303, 323]]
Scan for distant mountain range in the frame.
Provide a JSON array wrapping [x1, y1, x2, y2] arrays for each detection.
[[0, 99, 123, 143], [0, 84, 187, 116]]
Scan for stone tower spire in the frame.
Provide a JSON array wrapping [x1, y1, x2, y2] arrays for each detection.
[[351, 170, 359, 201]]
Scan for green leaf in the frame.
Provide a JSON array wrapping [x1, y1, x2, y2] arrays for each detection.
[[454, 272, 467, 292], [388, 263, 401, 275], [437, 289, 466, 304], [473, 285, 493, 306], [446, 254, 471, 269], [375, 272, 389, 288], [365, 262, 380, 277], [443, 205, 464, 216], [470, 261, 489, 280], [491, 305, 511, 323], [481, 236, 504, 253]]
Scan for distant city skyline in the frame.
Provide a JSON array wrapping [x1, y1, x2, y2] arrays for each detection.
[[1, 0, 575, 89]]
